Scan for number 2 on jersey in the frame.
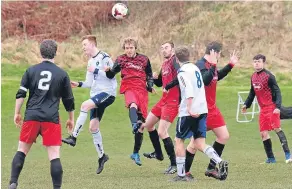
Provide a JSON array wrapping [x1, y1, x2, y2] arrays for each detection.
[[38, 71, 52, 90], [195, 71, 202, 88]]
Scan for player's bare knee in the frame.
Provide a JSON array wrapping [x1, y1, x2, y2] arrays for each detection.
[[17, 141, 32, 155], [90, 127, 99, 133], [145, 123, 155, 131], [89, 119, 100, 133], [221, 133, 230, 143], [80, 102, 90, 112], [260, 131, 269, 140], [158, 129, 168, 139], [129, 103, 138, 109], [192, 139, 205, 152], [187, 143, 197, 154], [274, 128, 282, 133], [47, 146, 60, 161]]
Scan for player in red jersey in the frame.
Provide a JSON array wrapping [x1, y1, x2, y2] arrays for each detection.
[[106, 37, 154, 166], [242, 54, 292, 164], [165, 41, 238, 180], [192, 42, 238, 179], [142, 41, 180, 174]]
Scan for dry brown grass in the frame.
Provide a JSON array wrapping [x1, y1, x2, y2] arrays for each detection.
[[1, 1, 292, 78]]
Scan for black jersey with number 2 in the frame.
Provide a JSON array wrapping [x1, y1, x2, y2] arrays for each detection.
[[16, 61, 75, 124]]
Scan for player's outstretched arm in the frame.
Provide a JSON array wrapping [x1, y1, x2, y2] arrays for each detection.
[[106, 62, 121, 78], [77, 70, 94, 88], [268, 73, 282, 109]]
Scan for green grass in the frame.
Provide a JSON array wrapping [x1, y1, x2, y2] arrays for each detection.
[[1, 64, 292, 189]]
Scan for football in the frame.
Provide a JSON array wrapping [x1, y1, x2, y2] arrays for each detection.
[[111, 3, 129, 20]]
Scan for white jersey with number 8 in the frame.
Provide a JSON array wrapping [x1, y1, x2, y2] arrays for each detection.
[[177, 62, 208, 117]]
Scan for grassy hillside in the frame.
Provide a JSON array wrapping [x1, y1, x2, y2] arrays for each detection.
[[2, 1, 292, 81]]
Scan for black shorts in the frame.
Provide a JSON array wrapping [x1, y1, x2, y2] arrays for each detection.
[[90, 92, 115, 121], [176, 114, 207, 139]]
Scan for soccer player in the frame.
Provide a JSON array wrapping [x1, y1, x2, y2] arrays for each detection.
[[242, 54, 292, 163], [105, 37, 154, 166], [9, 39, 75, 189], [172, 46, 228, 181], [62, 35, 117, 174], [142, 41, 180, 174], [165, 42, 238, 180]]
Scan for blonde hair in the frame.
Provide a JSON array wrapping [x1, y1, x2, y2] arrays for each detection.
[[81, 35, 97, 46], [122, 37, 138, 49]]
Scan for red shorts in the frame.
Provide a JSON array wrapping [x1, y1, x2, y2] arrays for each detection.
[[259, 107, 280, 132], [151, 99, 178, 123], [124, 90, 148, 120], [206, 107, 226, 130], [19, 121, 62, 146]]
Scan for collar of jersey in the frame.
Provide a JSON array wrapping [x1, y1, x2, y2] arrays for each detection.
[[92, 51, 101, 58]]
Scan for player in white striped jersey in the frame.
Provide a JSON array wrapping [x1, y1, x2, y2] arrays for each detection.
[[62, 35, 117, 174], [171, 46, 228, 182]]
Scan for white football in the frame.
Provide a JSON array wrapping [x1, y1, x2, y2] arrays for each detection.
[[112, 3, 129, 20]]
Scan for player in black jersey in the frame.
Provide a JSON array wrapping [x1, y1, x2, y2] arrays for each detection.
[[8, 39, 75, 189]]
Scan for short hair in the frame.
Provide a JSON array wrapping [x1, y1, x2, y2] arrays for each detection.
[[175, 46, 190, 63], [205, 41, 222, 54], [253, 54, 266, 62], [40, 39, 57, 59], [122, 37, 138, 49], [161, 41, 174, 48], [82, 35, 97, 46]]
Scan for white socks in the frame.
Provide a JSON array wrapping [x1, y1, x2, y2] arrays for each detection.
[[72, 111, 88, 138], [176, 156, 186, 177], [92, 130, 104, 158], [203, 145, 222, 164]]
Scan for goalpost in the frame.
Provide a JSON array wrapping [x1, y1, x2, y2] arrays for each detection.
[[236, 91, 260, 123]]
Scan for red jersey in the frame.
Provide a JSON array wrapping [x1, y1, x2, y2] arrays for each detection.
[[196, 58, 234, 110], [114, 53, 153, 93], [244, 69, 282, 109], [154, 55, 180, 104]]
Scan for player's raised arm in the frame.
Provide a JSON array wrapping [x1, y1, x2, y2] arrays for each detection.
[[243, 79, 256, 110], [218, 50, 239, 81], [217, 64, 234, 81], [268, 73, 282, 109], [145, 59, 154, 92]]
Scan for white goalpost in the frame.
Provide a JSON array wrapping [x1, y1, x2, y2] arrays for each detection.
[[236, 91, 260, 123]]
